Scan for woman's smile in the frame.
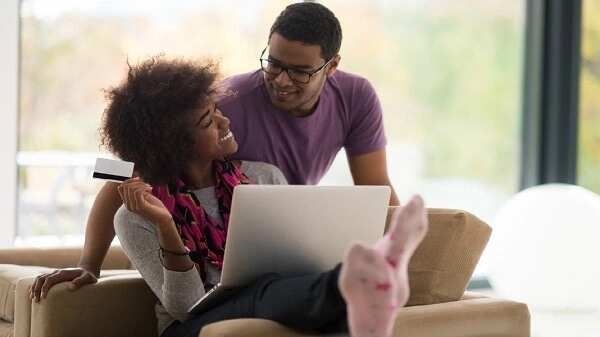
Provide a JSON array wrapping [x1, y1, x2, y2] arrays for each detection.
[[219, 130, 234, 143]]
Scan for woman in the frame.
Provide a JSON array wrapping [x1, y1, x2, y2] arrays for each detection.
[[101, 57, 427, 337]]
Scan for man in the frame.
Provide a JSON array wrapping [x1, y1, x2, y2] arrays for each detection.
[[30, 2, 399, 301]]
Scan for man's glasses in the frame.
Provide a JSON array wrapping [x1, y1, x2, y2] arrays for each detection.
[[259, 47, 333, 84]]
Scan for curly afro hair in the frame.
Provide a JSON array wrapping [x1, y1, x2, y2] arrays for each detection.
[[100, 56, 219, 185], [269, 2, 342, 61]]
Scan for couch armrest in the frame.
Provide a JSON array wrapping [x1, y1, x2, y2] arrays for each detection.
[[391, 293, 530, 337], [199, 294, 529, 337], [14, 272, 157, 337], [0, 246, 131, 270]]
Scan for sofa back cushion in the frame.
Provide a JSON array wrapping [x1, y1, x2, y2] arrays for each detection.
[[386, 207, 492, 306], [0, 246, 132, 270]]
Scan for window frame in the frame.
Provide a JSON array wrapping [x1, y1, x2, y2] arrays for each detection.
[[0, 0, 19, 247], [521, 0, 583, 188]]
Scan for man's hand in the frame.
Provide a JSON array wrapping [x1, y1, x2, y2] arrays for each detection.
[[29, 268, 98, 302], [348, 149, 400, 206]]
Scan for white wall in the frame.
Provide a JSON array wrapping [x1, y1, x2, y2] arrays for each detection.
[[0, 0, 19, 247]]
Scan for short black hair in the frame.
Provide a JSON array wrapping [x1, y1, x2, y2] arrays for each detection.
[[269, 2, 342, 61]]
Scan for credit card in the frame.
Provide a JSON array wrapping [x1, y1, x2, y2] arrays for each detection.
[[93, 158, 134, 182]]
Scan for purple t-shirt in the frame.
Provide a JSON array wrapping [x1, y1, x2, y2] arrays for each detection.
[[217, 70, 386, 185]]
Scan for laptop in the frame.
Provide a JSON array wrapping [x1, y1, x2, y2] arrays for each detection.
[[188, 185, 391, 314]]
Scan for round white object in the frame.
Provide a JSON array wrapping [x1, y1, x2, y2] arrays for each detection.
[[487, 184, 600, 311]]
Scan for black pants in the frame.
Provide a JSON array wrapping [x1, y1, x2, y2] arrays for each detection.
[[161, 264, 348, 337]]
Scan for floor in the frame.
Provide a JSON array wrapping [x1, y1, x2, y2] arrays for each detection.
[[477, 289, 600, 337], [530, 309, 600, 337]]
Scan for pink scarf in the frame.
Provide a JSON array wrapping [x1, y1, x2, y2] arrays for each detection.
[[151, 160, 249, 275]]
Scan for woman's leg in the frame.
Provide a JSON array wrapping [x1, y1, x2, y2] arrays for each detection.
[[162, 266, 347, 337], [250, 265, 347, 332], [249, 195, 429, 337], [163, 195, 428, 337], [339, 195, 428, 337]]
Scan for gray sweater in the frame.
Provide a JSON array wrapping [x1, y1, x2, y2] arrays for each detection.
[[113, 161, 287, 335]]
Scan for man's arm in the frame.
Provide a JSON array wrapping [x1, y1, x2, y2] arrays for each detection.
[[30, 182, 123, 301], [347, 148, 400, 206], [78, 182, 123, 275]]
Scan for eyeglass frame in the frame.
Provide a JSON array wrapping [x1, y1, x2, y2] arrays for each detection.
[[259, 47, 334, 84]]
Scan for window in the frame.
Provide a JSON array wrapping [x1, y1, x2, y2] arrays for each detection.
[[18, 0, 279, 245], [579, 0, 600, 193], [18, 1, 524, 250], [321, 1, 524, 226]]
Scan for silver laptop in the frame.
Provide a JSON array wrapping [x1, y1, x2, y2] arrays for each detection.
[[188, 185, 390, 314]]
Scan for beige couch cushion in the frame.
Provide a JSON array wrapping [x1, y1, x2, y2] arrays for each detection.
[[199, 293, 530, 337], [0, 247, 132, 270], [0, 265, 51, 323], [0, 320, 12, 337], [403, 208, 492, 306]]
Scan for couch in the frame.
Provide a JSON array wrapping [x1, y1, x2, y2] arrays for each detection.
[[0, 208, 530, 337]]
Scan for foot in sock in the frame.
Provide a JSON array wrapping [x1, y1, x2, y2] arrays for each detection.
[[339, 243, 398, 337], [339, 195, 428, 337], [376, 195, 428, 305]]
